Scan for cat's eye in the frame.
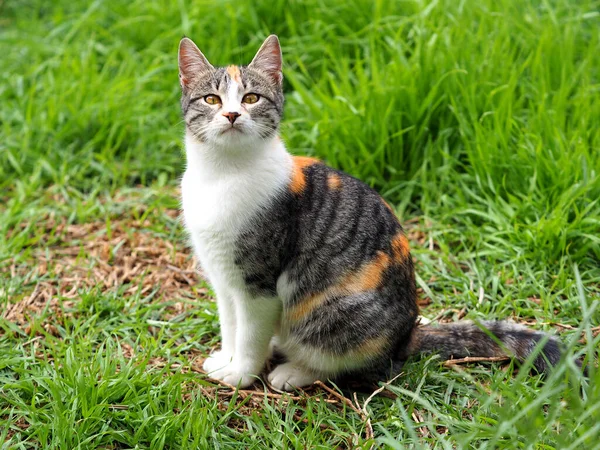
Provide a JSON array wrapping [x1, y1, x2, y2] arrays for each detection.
[[204, 95, 221, 105], [242, 93, 260, 104]]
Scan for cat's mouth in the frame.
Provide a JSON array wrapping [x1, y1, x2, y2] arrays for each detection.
[[221, 126, 242, 135]]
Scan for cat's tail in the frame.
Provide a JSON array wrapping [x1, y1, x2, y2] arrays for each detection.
[[402, 320, 564, 373]]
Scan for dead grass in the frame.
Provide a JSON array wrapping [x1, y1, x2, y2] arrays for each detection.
[[2, 212, 595, 447], [2, 213, 205, 330], [4, 211, 595, 344]]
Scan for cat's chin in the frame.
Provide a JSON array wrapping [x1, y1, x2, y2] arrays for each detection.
[[220, 127, 243, 136], [211, 130, 267, 148]]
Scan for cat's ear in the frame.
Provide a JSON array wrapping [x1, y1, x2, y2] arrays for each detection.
[[178, 37, 213, 88], [249, 35, 282, 84]]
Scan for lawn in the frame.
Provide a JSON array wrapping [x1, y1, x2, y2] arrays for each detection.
[[1, 0, 599, 448]]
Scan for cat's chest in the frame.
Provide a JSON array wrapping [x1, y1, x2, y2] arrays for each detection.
[[182, 160, 287, 228], [181, 173, 250, 233], [180, 138, 293, 287], [180, 167, 286, 273]]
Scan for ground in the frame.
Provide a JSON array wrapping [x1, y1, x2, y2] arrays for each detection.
[[1, 0, 599, 448]]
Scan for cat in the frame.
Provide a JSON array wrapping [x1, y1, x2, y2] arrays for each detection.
[[178, 35, 563, 391]]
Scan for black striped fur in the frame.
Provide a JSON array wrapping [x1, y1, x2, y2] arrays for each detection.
[[235, 158, 565, 380]]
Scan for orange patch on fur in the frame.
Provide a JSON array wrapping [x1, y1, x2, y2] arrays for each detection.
[[391, 232, 410, 261], [226, 65, 242, 83], [287, 251, 391, 321], [382, 199, 394, 212], [289, 156, 319, 194], [287, 291, 329, 323], [327, 173, 342, 190], [352, 251, 391, 291], [350, 335, 389, 357]]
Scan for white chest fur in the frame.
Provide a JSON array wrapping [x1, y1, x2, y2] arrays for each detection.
[[181, 133, 292, 288]]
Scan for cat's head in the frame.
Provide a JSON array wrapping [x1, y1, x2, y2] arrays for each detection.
[[178, 35, 284, 146]]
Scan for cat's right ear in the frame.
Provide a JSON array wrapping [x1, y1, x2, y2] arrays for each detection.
[[249, 35, 282, 84], [178, 38, 213, 89]]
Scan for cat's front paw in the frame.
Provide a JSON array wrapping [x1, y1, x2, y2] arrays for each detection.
[[203, 351, 234, 374], [267, 362, 319, 391], [209, 364, 257, 388]]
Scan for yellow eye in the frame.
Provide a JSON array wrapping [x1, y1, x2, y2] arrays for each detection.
[[242, 93, 260, 104], [204, 95, 221, 105]]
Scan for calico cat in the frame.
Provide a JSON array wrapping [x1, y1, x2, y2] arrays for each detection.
[[178, 35, 563, 391]]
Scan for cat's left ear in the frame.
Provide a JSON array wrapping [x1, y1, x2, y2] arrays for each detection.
[[178, 37, 213, 89], [249, 35, 282, 84]]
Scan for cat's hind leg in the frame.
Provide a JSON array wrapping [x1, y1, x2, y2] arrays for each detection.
[[267, 361, 320, 391], [269, 287, 415, 391]]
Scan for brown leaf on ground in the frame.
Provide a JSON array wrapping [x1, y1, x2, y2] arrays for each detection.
[[417, 294, 432, 308]]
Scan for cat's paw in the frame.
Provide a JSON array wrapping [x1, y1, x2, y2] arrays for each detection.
[[203, 351, 234, 374], [209, 364, 256, 388], [267, 362, 319, 391]]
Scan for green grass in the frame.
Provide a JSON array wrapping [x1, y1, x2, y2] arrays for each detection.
[[1, 0, 599, 448]]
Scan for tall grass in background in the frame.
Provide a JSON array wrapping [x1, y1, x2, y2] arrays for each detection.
[[1, 0, 598, 266]]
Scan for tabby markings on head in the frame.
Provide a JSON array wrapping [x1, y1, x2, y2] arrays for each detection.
[[226, 65, 242, 83]]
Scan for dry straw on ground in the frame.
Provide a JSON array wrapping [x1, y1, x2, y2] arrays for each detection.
[[3, 212, 596, 444], [3, 212, 205, 329]]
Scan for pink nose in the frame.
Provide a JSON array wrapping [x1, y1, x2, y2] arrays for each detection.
[[223, 112, 241, 124]]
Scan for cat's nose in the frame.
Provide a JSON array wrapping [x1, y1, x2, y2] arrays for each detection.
[[223, 112, 241, 124]]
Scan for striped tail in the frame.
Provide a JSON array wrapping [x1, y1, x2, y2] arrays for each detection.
[[404, 320, 564, 373]]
